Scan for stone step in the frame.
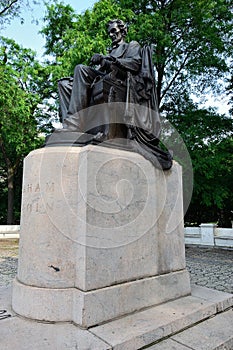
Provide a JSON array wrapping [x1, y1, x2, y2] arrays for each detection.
[[149, 309, 233, 349], [1, 285, 232, 350], [89, 285, 233, 349]]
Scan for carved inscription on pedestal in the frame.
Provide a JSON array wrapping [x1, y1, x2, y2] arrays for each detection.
[[22, 182, 55, 214]]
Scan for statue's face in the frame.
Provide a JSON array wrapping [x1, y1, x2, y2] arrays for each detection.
[[108, 22, 124, 46]]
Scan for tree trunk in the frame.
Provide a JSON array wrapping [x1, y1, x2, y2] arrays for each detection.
[[7, 166, 15, 224]]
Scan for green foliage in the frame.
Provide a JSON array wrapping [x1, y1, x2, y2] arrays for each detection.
[[0, 0, 46, 223], [41, 0, 233, 107], [39, 0, 233, 226], [1, 0, 232, 225], [0, 0, 21, 27], [0, 0, 41, 28], [0, 36, 55, 131], [41, 1, 78, 57], [227, 64, 233, 117], [0, 37, 53, 223], [0, 65, 39, 153], [117, 0, 233, 103], [165, 100, 233, 226], [40, 0, 134, 82], [0, 61, 40, 223]]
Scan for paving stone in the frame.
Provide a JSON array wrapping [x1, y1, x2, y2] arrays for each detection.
[[90, 292, 224, 349], [0, 257, 18, 287], [0, 316, 111, 350], [0, 285, 14, 313], [1, 240, 233, 294], [1, 284, 233, 350], [172, 309, 233, 350], [185, 246, 233, 294], [0, 287, 111, 350], [191, 284, 233, 312], [148, 339, 192, 349]]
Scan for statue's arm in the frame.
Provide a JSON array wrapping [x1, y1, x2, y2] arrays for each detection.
[[90, 42, 141, 74], [90, 53, 115, 72], [111, 41, 142, 73]]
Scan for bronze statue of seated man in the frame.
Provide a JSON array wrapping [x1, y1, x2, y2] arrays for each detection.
[[55, 19, 172, 170], [58, 19, 141, 132]]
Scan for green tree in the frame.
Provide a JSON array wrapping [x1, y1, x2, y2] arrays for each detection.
[[163, 97, 233, 226], [117, 0, 232, 105], [0, 37, 52, 224], [0, 0, 22, 24], [41, 0, 233, 105], [0, 0, 40, 28], [40, 0, 134, 84], [227, 64, 233, 117], [40, 0, 233, 225]]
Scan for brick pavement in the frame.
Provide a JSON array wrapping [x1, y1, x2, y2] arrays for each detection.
[[185, 245, 233, 294], [0, 240, 232, 293], [0, 239, 18, 287]]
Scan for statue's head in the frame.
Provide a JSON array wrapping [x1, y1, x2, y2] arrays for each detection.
[[107, 19, 127, 47]]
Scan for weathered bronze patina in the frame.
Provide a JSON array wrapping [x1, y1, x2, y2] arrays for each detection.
[[49, 19, 172, 170]]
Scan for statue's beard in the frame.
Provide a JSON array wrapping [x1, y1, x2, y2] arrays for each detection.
[[111, 35, 123, 47]]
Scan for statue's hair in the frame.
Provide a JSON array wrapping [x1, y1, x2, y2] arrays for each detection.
[[107, 19, 128, 37]]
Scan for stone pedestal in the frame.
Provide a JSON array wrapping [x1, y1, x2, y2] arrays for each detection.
[[12, 145, 191, 328]]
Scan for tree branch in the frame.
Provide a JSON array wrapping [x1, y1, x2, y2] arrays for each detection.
[[13, 156, 21, 172], [0, 134, 12, 169], [161, 49, 194, 101], [0, 0, 19, 16], [0, 128, 24, 174]]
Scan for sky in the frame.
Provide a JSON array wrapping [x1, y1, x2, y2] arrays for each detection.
[[1, 0, 97, 57]]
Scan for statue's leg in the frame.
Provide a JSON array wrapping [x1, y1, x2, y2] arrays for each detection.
[[58, 78, 73, 123], [63, 65, 104, 130]]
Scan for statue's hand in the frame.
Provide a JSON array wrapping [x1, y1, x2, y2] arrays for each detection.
[[90, 53, 104, 65], [104, 55, 116, 62]]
